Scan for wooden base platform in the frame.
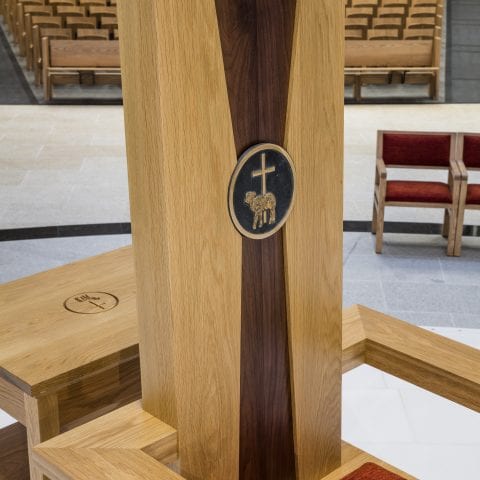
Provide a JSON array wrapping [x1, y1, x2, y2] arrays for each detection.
[[33, 304, 480, 479], [31, 401, 413, 480], [0, 246, 141, 479]]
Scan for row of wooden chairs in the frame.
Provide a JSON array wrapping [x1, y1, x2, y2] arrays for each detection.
[[42, 37, 121, 101], [346, 13, 437, 30], [3, 0, 115, 37], [16, 3, 116, 47], [1, 0, 119, 92], [346, 26, 435, 41], [345, 0, 439, 7], [344, 0, 443, 101], [26, 15, 118, 84], [347, 5, 438, 18], [373, 131, 480, 256]]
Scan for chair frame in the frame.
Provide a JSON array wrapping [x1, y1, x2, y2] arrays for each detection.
[[372, 130, 461, 256], [454, 132, 480, 256]]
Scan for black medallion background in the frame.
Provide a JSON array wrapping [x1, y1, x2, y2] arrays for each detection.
[[229, 145, 295, 239]]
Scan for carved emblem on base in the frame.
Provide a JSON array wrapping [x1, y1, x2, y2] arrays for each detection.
[[228, 143, 295, 240]]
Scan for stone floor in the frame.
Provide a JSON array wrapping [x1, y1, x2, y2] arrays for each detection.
[[2, 104, 480, 228]]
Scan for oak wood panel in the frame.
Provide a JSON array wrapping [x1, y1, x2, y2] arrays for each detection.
[[0, 423, 29, 480], [117, 1, 242, 478], [25, 394, 60, 480], [342, 306, 366, 373], [215, 1, 297, 478], [33, 401, 182, 480], [0, 246, 138, 397], [0, 375, 25, 425], [284, 0, 344, 478], [57, 357, 141, 430], [360, 305, 480, 412]]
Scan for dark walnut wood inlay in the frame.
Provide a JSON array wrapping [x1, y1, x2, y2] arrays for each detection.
[[215, 1, 297, 478]]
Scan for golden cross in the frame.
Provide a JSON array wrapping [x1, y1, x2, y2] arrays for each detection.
[[252, 153, 275, 196]]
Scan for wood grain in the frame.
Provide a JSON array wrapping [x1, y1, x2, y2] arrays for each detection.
[[345, 40, 433, 67], [360, 305, 480, 412], [343, 304, 480, 413], [0, 246, 138, 397], [117, 1, 242, 478], [284, 0, 344, 478], [0, 423, 29, 480], [25, 394, 60, 480], [33, 401, 182, 480], [49, 40, 120, 67], [215, 1, 297, 478], [0, 375, 25, 425]]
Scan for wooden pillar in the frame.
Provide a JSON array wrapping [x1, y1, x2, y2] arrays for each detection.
[[118, 1, 343, 479]]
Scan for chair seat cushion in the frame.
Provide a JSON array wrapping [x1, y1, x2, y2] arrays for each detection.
[[341, 462, 406, 480], [467, 184, 480, 205], [386, 181, 452, 203]]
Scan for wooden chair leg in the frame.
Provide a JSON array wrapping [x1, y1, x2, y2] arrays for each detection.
[[453, 205, 465, 257], [372, 199, 377, 234], [24, 394, 60, 480], [446, 208, 456, 257], [375, 204, 385, 254], [354, 75, 362, 102], [44, 73, 52, 102], [442, 208, 449, 238]]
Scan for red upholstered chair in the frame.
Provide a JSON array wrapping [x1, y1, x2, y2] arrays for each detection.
[[454, 133, 480, 256], [372, 131, 461, 255]]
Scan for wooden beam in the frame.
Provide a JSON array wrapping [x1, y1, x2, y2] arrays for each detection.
[[0, 376, 25, 425], [117, 1, 242, 478], [360, 305, 480, 413], [33, 402, 181, 480], [284, 0, 344, 478], [343, 305, 480, 413]]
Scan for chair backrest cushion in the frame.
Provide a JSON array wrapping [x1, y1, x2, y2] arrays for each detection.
[[383, 132, 451, 167], [462, 134, 480, 169]]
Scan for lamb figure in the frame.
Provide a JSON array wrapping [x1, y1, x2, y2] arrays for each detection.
[[244, 191, 277, 230]]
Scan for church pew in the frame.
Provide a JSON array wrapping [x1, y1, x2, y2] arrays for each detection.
[[42, 37, 121, 100]]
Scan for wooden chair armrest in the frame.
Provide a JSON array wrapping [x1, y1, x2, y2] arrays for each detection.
[[449, 158, 463, 181], [453, 158, 468, 181], [376, 157, 387, 179]]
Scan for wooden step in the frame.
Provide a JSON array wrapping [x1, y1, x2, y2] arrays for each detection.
[[33, 401, 413, 479], [33, 401, 181, 480]]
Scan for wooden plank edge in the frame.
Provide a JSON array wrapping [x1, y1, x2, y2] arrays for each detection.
[[350, 305, 480, 413], [33, 401, 182, 479], [0, 375, 26, 425]]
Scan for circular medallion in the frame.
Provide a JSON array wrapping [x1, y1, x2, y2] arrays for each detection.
[[228, 143, 295, 240], [64, 292, 119, 314]]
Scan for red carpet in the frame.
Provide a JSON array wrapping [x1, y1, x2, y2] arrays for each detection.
[[341, 462, 407, 480]]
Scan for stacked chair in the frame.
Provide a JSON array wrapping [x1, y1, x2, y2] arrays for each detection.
[[0, 0, 120, 100], [373, 130, 480, 256], [344, 0, 444, 101]]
